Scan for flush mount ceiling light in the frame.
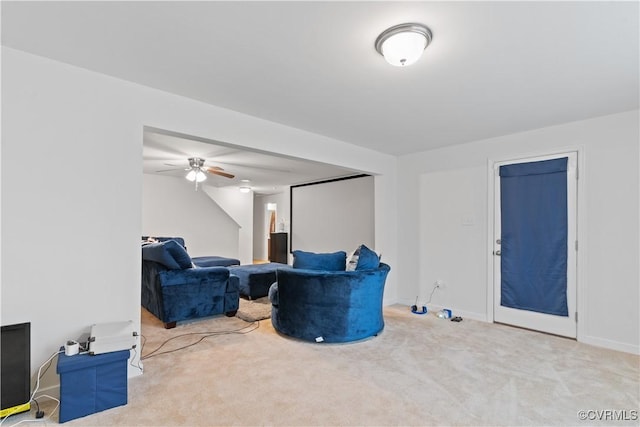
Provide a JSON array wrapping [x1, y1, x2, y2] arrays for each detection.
[[375, 23, 432, 67]]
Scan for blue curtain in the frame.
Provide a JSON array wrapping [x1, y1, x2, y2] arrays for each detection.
[[500, 158, 568, 317]]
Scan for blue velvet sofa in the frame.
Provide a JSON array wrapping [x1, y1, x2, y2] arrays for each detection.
[[269, 247, 390, 343], [141, 236, 240, 267], [141, 239, 239, 328]]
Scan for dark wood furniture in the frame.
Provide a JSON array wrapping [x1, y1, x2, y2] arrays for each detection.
[[269, 232, 288, 264]]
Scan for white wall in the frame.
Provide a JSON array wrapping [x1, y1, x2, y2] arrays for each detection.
[[1, 47, 398, 392], [252, 194, 268, 261], [142, 174, 239, 258], [253, 191, 289, 261], [418, 166, 487, 317], [291, 176, 375, 253], [398, 110, 640, 354], [2, 50, 144, 384], [202, 186, 253, 265]]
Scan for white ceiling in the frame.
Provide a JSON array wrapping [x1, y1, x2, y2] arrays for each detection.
[[3, 1, 638, 188], [143, 128, 359, 194]]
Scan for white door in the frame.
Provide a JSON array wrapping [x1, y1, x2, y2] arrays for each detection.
[[493, 152, 577, 338]]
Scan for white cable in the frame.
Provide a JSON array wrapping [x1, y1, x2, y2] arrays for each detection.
[[30, 351, 63, 403], [414, 284, 438, 308], [425, 284, 439, 304], [35, 395, 60, 425], [129, 346, 143, 373], [4, 395, 60, 427], [0, 351, 63, 427]]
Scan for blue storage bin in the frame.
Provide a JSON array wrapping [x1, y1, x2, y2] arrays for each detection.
[[56, 349, 129, 423]]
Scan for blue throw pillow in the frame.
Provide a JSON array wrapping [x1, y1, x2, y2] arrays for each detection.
[[161, 237, 186, 249], [141, 236, 186, 248], [355, 244, 380, 270], [165, 240, 192, 269], [142, 240, 192, 270], [292, 250, 346, 271], [142, 242, 180, 269]]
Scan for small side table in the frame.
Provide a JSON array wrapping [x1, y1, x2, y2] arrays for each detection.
[[56, 349, 129, 423]]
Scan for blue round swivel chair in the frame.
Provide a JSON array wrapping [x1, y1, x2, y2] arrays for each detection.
[[269, 263, 390, 343]]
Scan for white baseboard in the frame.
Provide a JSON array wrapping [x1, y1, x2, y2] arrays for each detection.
[[397, 297, 639, 355], [395, 299, 487, 322], [580, 335, 640, 355], [382, 297, 396, 307], [422, 303, 487, 322], [128, 362, 144, 378]]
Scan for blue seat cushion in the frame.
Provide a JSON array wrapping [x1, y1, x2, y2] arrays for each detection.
[[192, 256, 240, 267], [292, 250, 346, 271], [142, 240, 192, 270]]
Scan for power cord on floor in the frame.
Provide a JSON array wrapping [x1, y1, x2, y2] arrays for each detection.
[[2, 394, 60, 427], [141, 321, 259, 360], [0, 351, 63, 427], [411, 284, 440, 314], [31, 400, 41, 419], [424, 284, 439, 305], [129, 344, 144, 373]]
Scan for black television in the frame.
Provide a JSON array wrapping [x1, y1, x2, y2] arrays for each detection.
[[1, 322, 31, 418]]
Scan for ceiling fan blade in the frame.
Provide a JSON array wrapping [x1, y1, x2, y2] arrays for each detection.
[[207, 165, 225, 171], [206, 168, 235, 179], [156, 167, 185, 173]]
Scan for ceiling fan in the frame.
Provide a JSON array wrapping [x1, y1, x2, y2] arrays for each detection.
[[160, 157, 235, 190]]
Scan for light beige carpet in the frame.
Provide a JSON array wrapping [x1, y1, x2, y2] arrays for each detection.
[[19, 306, 640, 426], [236, 297, 271, 322]]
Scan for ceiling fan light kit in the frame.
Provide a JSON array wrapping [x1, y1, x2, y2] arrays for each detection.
[[185, 157, 208, 190], [375, 23, 432, 67], [179, 157, 235, 191], [185, 169, 207, 183]]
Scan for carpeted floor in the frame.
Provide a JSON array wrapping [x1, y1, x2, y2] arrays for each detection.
[[236, 297, 271, 322], [18, 305, 640, 426]]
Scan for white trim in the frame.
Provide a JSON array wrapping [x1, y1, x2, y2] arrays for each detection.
[[425, 303, 488, 322], [581, 335, 640, 355], [395, 299, 487, 322], [575, 147, 587, 347], [486, 158, 495, 323]]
